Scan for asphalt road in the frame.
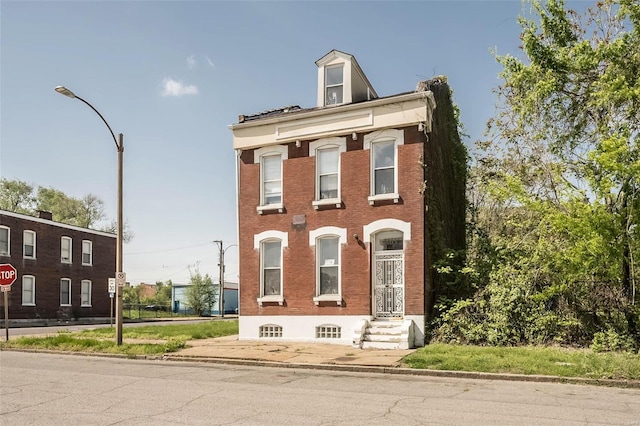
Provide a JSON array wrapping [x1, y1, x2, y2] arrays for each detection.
[[1, 351, 639, 425]]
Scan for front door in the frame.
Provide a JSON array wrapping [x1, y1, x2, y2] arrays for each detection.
[[373, 230, 404, 319]]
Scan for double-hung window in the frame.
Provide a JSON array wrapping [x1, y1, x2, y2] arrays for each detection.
[[0, 226, 9, 256], [22, 275, 35, 306], [61, 237, 72, 263], [254, 230, 288, 306], [81, 280, 92, 307], [262, 155, 282, 205], [310, 227, 346, 305], [23, 230, 36, 259], [262, 240, 281, 296], [60, 278, 71, 306], [364, 129, 404, 204], [325, 65, 344, 105], [82, 240, 92, 265], [310, 137, 345, 209], [255, 145, 288, 214]]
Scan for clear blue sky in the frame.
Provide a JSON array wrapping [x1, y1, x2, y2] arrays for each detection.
[[1, 0, 548, 285]]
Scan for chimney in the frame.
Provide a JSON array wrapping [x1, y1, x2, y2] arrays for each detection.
[[38, 211, 53, 220]]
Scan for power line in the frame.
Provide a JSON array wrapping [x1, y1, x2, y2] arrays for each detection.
[[124, 242, 214, 256]]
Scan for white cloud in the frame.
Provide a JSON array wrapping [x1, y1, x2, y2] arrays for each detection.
[[161, 78, 198, 97], [187, 55, 197, 70], [204, 55, 215, 69]]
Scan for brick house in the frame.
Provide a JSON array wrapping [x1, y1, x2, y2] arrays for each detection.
[[0, 209, 116, 321], [230, 50, 465, 348]]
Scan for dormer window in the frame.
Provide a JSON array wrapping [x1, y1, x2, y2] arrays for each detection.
[[316, 50, 378, 108], [325, 65, 344, 105]]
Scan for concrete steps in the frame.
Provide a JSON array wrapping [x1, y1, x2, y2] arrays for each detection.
[[361, 320, 411, 349]]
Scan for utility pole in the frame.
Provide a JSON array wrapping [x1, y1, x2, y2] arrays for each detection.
[[213, 240, 224, 317]]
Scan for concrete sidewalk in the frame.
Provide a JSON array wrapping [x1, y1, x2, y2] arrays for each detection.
[[167, 335, 415, 367]]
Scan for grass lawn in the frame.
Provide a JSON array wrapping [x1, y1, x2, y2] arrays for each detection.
[[402, 343, 640, 380], [0, 319, 239, 357]]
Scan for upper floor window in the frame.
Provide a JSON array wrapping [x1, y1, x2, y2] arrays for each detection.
[[61, 236, 72, 263], [81, 280, 92, 307], [364, 129, 404, 204], [262, 155, 282, 205], [0, 226, 9, 256], [23, 230, 36, 259], [254, 230, 288, 306], [310, 138, 346, 209], [310, 226, 346, 306], [255, 145, 288, 214], [82, 240, 93, 265], [22, 275, 35, 306], [325, 65, 343, 105], [60, 278, 71, 306]]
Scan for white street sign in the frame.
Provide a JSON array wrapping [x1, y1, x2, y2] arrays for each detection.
[[115, 272, 126, 287], [1, 285, 11, 292], [108, 278, 116, 293]]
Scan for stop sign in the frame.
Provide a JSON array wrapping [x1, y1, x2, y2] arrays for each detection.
[[0, 264, 17, 287]]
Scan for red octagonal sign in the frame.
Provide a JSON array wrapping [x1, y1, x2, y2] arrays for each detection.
[[0, 263, 17, 287]]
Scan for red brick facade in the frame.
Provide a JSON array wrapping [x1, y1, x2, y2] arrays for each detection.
[[237, 126, 426, 318], [0, 211, 116, 320]]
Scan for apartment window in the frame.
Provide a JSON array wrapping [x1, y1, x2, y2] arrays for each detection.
[[23, 230, 36, 259], [364, 129, 404, 204], [310, 138, 346, 209], [0, 226, 9, 256], [310, 227, 346, 305], [61, 237, 72, 263], [318, 148, 339, 199], [22, 275, 35, 306], [255, 145, 288, 214], [261, 240, 282, 297], [373, 141, 395, 194], [262, 155, 282, 205], [82, 240, 92, 265], [81, 280, 92, 307], [60, 278, 71, 306], [325, 65, 343, 105], [318, 237, 339, 296]]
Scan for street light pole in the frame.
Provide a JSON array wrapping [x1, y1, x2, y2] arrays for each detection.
[[55, 86, 125, 345]]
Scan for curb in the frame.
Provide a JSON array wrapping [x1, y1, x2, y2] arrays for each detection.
[[162, 353, 640, 389], [3, 347, 640, 389]]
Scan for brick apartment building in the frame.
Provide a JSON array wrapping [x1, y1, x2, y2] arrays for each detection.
[[0, 209, 116, 321], [230, 50, 465, 348]]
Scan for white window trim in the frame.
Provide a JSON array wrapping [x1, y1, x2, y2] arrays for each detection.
[[363, 219, 412, 243], [255, 230, 288, 306], [82, 240, 93, 266], [23, 230, 36, 259], [309, 137, 346, 209], [254, 145, 288, 214], [364, 129, 404, 204], [81, 280, 92, 307], [61, 236, 72, 264], [60, 278, 71, 306], [309, 227, 347, 306], [22, 275, 35, 306], [0, 226, 10, 257]]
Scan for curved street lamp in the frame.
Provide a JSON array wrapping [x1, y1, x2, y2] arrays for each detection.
[[55, 86, 125, 345]]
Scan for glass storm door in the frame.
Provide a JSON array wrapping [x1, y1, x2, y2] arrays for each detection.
[[373, 231, 404, 318]]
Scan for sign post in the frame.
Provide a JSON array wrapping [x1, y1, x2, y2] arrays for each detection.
[[108, 278, 116, 328], [0, 264, 18, 341]]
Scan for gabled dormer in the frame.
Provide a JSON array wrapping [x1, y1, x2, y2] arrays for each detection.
[[316, 50, 378, 107]]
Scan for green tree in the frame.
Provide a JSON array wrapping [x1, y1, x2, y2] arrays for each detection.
[[434, 0, 640, 348], [0, 178, 35, 213], [123, 285, 143, 305], [186, 271, 216, 316]]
